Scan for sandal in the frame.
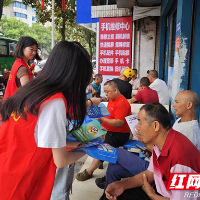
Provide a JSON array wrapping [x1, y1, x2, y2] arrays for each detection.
[[75, 169, 92, 181]]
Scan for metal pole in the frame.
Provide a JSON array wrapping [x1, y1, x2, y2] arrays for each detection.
[[51, 0, 55, 49]]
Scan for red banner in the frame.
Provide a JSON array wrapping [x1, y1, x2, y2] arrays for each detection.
[[98, 17, 132, 76]]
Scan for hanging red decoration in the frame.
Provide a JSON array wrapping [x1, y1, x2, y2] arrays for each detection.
[[41, 0, 44, 9], [41, 0, 65, 11], [62, 0, 65, 10]]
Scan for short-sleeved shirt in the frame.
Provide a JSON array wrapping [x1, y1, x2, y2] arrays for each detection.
[[148, 128, 200, 200], [16, 66, 29, 87], [134, 87, 159, 104], [113, 78, 132, 99], [101, 94, 131, 133], [149, 78, 169, 105], [34, 98, 67, 148], [92, 81, 101, 95], [129, 78, 140, 90], [173, 118, 200, 150]]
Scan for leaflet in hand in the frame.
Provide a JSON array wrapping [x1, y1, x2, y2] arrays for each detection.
[[125, 114, 138, 138], [87, 103, 110, 118], [71, 116, 106, 144], [72, 143, 117, 163]]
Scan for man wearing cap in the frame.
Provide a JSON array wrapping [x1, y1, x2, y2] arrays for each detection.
[[112, 68, 134, 99]]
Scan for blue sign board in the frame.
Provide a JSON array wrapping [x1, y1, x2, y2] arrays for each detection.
[[76, 0, 99, 24]]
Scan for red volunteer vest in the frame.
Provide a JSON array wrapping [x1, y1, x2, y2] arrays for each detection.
[[4, 58, 33, 99], [0, 93, 67, 200]]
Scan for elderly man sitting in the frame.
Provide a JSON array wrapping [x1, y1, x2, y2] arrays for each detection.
[[105, 101, 200, 200], [99, 90, 200, 200]]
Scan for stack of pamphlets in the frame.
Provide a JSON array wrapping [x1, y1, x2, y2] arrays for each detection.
[[67, 104, 118, 162], [72, 141, 117, 163], [67, 103, 110, 144], [69, 116, 107, 144]]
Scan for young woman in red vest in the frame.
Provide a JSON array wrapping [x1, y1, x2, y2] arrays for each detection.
[[0, 41, 94, 200], [4, 36, 41, 99]]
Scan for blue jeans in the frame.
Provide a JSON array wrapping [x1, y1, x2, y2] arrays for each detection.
[[105, 148, 150, 190]]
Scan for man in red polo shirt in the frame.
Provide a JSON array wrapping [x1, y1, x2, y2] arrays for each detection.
[[128, 77, 159, 104], [76, 80, 131, 181], [105, 102, 200, 200]]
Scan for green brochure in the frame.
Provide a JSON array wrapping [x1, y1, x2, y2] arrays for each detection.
[[71, 116, 106, 144]]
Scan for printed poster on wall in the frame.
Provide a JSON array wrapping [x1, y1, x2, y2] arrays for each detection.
[[98, 17, 133, 76], [168, 67, 174, 101]]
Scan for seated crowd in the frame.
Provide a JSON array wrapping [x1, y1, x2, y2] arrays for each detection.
[[75, 69, 200, 200]]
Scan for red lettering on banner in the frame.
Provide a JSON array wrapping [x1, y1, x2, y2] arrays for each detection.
[[98, 17, 132, 76], [167, 173, 200, 190]]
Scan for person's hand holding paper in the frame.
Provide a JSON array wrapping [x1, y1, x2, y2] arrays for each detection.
[[125, 114, 138, 139]]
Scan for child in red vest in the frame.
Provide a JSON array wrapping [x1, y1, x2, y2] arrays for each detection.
[[0, 41, 93, 200], [4, 36, 41, 99]]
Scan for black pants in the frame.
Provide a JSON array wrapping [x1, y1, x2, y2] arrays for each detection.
[[104, 131, 130, 148], [100, 187, 151, 200]]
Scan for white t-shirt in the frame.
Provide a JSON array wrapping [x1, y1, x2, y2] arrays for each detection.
[[173, 118, 200, 150], [34, 98, 67, 148], [129, 78, 140, 90], [149, 78, 169, 105]]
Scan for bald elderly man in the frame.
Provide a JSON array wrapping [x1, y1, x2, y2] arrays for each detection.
[[173, 90, 200, 149], [99, 90, 200, 199], [104, 102, 200, 200]]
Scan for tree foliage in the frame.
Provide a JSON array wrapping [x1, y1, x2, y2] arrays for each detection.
[[0, 16, 52, 52], [3, 0, 14, 7], [22, 0, 76, 41], [54, 22, 96, 61], [21, 0, 96, 59]]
